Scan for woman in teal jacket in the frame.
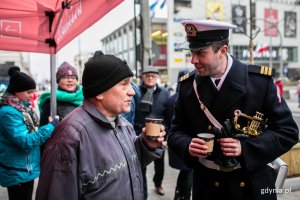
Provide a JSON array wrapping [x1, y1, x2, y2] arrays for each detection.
[[0, 66, 59, 200]]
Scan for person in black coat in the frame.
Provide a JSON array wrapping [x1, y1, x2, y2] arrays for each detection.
[[134, 66, 169, 199], [166, 69, 193, 200], [168, 19, 299, 200]]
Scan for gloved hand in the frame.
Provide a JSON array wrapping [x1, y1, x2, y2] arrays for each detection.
[[212, 119, 249, 140], [49, 115, 60, 127], [212, 119, 240, 169]]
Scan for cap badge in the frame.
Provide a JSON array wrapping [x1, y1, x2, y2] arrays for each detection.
[[185, 24, 197, 37]]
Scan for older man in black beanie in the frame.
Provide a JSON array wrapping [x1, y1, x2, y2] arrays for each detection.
[[36, 51, 166, 200]]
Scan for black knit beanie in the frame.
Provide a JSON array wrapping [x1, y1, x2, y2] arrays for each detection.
[[6, 66, 36, 94], [82, 51, 134, 98]]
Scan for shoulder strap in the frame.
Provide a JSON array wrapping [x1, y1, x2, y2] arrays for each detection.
[[178, 70, 196, 82], [193, 80, 223, 130], [248, 64, 276, 77]]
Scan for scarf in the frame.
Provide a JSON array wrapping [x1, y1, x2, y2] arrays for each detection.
[[38, 85, 84, 111], [0, 92, 39, 133], [139, 88, 155, 113], [141, 88, 154, 106]]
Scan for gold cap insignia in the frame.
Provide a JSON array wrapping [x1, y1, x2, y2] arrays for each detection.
[[185, 24, 197, 37]]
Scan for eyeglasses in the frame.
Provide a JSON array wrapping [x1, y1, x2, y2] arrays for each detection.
[[61, 75, 77, 80], [144, 74, 158, 79]]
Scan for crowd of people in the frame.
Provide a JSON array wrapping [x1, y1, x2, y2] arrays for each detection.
[[0, 19, 298, 200]]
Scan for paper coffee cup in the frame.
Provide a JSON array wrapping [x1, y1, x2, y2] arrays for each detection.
[[145, 118, 163, 140], [197, 133, 214, 155]]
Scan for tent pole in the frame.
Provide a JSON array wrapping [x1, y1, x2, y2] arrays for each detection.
[[50, 53, 57, 118]]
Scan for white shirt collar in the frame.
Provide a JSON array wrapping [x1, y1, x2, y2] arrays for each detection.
[[211, 53, 233, 90]]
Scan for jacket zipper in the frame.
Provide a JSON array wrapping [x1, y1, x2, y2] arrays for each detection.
[[26, 155, 32, 173]]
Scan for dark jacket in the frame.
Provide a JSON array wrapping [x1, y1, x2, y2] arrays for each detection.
[[36, 99, 164, 200], [39, 85, 83, 126], [39, 101, 78, 125], [134, 84, 169, 135], [168, 57, 299, 200], [166, 93, 191, 171]]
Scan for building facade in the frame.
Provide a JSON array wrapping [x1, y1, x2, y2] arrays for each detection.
[[0, 51, 30, 85], [101, 0, 300, 86]]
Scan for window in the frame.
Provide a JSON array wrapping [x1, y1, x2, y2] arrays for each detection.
[[175, 0, 191, 7], [233, 46, 298, 62]]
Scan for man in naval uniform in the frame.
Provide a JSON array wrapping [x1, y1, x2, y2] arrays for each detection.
[[168, 19, 299, 200]]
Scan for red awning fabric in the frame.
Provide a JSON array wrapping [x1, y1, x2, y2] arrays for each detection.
[[0, 0, 123, 54], [0, 0, 123, 117]]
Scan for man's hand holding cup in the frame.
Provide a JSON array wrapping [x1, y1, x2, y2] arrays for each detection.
[[142, 118, 166, 149], [189, 133, 214, 158]]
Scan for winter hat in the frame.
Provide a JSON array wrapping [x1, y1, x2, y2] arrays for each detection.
[[142, 66, 159, 74], [82, 51, 134, 98], [6, 66, 36, 94], [56, 62, 78, 83]]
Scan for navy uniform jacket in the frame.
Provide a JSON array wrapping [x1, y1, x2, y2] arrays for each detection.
[[168, 57, 299, 200]]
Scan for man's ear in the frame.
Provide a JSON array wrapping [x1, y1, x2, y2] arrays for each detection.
[[219, 45, 228, 59], [95, 93, 103, 100]]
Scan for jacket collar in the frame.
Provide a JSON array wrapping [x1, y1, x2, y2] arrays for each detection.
[[82, 99, 127, 129], [140, 83, 161, 94], [212, 58, 247, 117], [195, 57, 247, 119]]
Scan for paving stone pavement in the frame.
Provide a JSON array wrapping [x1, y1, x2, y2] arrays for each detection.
[[1, 147, 300, 200]]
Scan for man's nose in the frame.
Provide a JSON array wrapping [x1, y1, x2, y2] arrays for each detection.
[[191, 54, 198, 64], [128, 85, 135, 96]]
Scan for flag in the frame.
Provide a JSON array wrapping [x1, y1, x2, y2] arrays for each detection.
[[257, 44, 269, 53], [150, 0, 160, 10], [160, 0, 167, 9]]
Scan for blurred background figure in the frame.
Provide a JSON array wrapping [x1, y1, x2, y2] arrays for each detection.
[[29, 91, 40, 109], [166, 69, 193, 200], [38, 61, 83, 126], [122, 80, 141, 125], [134, 66, 169, 198], [0, 66, 58, 200], [275, 78, 284, 97], [38, 62, 83, 155], [297, 80, 300, 107]]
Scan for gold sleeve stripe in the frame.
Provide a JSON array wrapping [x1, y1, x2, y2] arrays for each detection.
[[260, 66, 272, 76], [180, 74, 189, 82], [268, 67, 272, 76], [260, 66, 265, 74]]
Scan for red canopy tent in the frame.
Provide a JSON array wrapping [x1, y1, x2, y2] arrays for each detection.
[[0, 0, 123, 116]]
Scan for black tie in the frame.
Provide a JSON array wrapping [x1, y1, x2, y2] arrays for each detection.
[[215, 79, 221, 86]]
